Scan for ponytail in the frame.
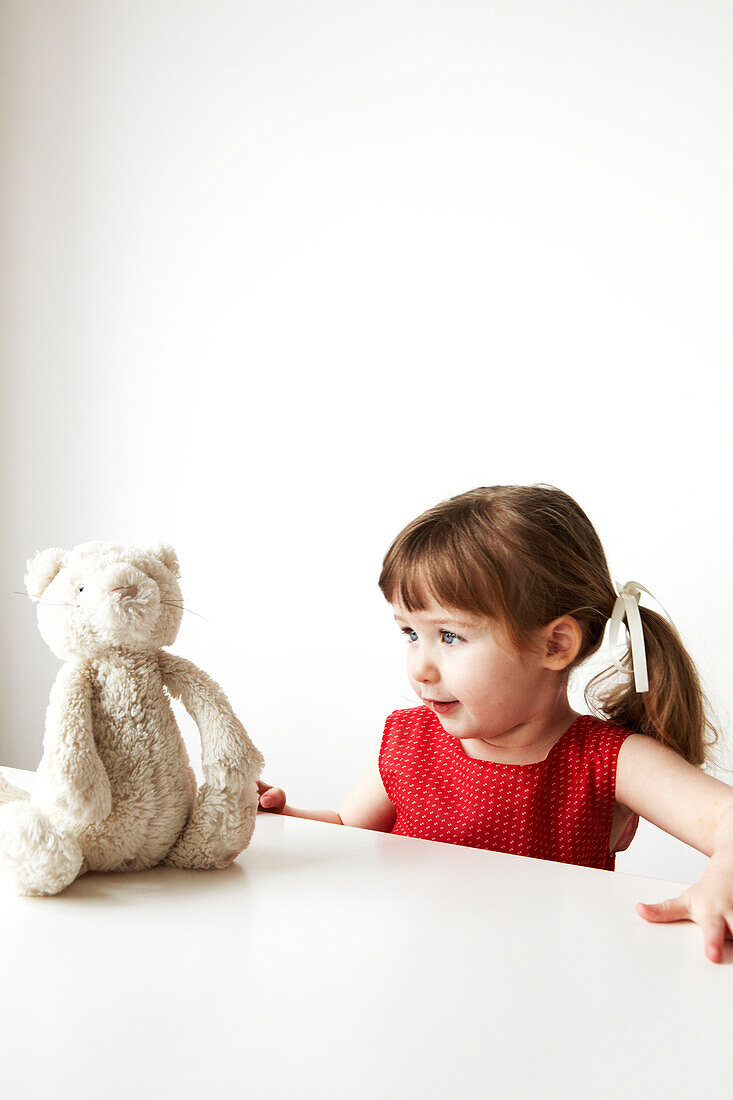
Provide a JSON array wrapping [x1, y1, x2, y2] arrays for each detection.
[[584, 606, 719, 768]]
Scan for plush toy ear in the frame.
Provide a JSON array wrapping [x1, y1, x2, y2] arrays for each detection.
[[147, 543, 180, 578], [24, 547, 66, 600]]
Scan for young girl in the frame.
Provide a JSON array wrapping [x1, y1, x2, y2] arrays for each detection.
[[258, 485, 733, 963]]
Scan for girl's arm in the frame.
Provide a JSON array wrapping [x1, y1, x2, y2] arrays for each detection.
[[258, 751, 397, 832], [615, 734, 733, 963]]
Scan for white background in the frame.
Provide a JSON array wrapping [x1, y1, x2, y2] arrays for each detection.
[[1, 0, 731, 883]]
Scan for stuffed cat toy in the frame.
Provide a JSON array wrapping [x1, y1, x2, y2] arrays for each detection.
[[0, 541, 264, 896]]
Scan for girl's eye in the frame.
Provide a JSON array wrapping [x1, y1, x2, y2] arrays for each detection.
[[440, 630, 461, 646], [402, 628, 418, 643]]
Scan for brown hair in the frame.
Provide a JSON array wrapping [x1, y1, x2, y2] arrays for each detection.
[[378, 484, 719, 768]]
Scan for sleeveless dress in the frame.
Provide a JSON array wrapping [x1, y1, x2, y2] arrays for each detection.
[[378, 707, 639, 871]]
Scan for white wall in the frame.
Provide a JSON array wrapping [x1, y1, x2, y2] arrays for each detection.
[[2, 0, 731, 884]]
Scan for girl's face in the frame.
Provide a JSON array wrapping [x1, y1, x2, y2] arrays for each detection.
[[392, 595, 559, 745]]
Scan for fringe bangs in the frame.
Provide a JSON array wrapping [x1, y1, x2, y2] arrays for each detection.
[[379, 522, 499, 618]]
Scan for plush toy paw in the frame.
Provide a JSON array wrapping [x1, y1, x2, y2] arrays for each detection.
[[0, 802, 83, 896], [0, 772, 30, 806], [164, 780, 258, 870]]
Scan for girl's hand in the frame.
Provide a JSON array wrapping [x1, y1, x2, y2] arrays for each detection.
[[257, 780, 287, 813], [637, 854, 733, 963]]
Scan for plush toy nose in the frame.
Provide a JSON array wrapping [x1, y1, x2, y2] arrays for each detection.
[[111, 585, 139, 601]]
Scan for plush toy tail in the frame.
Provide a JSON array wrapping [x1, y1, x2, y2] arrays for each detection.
[[0, 801, 83, 896]]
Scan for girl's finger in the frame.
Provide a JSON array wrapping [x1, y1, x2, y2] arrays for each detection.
[[701, 915, 728, 964], [636, 895, 689, 923], [259, 787, 285, 810], [257, 780, 271, 794]]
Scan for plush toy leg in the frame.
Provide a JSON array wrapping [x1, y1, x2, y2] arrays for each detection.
[[0, 802, 84, 896], [163, 781, 258, 870]]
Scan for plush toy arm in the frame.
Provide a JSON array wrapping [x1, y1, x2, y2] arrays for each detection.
[[157, 652, 265, 792], [33, 660, 111, 826]]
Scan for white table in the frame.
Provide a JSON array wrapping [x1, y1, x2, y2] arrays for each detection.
[[1, 766, 731, 1099]]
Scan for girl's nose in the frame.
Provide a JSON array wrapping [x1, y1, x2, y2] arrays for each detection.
[[411, 650, 439, 683], [111, 585, 139, 601]]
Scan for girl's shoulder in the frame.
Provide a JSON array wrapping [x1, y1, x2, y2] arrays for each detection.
[[575, 712, 637, 739], [561, 712, 638, 764]]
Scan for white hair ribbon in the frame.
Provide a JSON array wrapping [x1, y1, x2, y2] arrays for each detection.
[[608, 580, 671, 694]]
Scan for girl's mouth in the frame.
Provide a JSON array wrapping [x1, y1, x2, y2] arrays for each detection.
[[428, 700, 459, 714]]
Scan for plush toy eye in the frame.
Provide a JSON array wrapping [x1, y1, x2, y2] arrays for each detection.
[[78, 586, 84, 593]]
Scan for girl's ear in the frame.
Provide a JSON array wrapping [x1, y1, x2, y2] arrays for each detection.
[[24, 547, 67, 601], [147, 543, 181, 578], [543, 616, 583, 670]]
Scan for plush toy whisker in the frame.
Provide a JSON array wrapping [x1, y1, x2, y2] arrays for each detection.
[[14, 594, 75, 608], [161, 600, 208, 621], [15, 592, 72, 606], [16, 591, 208, 620]]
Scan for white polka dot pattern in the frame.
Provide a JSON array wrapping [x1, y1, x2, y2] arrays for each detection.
[[378, 707, 636, 871]]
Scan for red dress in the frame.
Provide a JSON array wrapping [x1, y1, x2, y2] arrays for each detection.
[[378, 706, 638, 871]]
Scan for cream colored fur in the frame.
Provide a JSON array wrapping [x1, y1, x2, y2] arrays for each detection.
[[0, 541, 264, 896]]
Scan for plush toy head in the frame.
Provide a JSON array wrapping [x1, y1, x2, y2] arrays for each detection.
[[24, 541, 184, 659]]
